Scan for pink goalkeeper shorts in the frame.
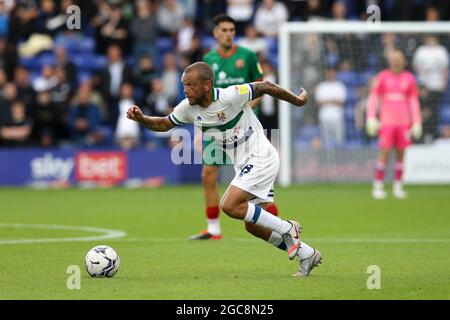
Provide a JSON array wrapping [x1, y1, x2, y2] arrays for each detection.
[[378, 125, 411, 150]]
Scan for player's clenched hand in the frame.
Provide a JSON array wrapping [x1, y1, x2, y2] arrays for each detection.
[[411, 123, 422, 140], [366, 118, 379, 137], [127, 105, 144, 123], [297, 87, 308, 106]]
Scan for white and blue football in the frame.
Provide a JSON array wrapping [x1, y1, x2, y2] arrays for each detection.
[[85, 245, 120, 278]]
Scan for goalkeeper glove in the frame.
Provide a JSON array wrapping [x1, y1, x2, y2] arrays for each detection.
[[366, 118, 380, 137], [411, 123, 422, 140]]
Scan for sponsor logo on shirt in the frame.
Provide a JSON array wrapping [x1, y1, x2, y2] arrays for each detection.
[[237, 85, 249, 95], [217, 77, 245, 86]]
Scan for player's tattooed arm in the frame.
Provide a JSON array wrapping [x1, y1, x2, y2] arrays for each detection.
[[251, 80, 308, 107], [127, 105, 175, 132]]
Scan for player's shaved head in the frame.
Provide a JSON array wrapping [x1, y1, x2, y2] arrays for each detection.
[[184, 62, 215, 83], [182, 62, 215, 107]]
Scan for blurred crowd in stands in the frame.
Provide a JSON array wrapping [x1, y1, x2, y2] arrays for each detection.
[[0, 0, 449, 150]]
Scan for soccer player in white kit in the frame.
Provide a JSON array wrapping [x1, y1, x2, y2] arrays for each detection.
[[127, 62, 322, 277]]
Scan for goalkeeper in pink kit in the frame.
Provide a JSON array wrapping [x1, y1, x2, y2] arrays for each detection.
[[366, 50, 422, 199]]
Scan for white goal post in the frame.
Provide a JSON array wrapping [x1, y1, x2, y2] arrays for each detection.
[[278, 21, 450, 186]]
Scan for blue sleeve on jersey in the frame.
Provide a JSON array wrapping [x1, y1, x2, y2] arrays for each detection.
[[249, 83, 255, 101]]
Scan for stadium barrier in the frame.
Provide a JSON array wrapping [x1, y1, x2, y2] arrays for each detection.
[[0, 148, 202, 187]]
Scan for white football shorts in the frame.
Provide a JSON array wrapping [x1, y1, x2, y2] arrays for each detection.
[[230, 142, 279, 204]]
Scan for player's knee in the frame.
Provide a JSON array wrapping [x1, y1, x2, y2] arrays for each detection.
[[219, 198, 233, 216], [219, 198, 240, 218]]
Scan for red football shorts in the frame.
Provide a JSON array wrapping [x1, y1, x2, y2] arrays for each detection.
[[378, 125, 411, 150]]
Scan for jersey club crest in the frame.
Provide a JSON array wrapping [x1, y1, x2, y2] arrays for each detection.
[[216, 112, 227, 123]]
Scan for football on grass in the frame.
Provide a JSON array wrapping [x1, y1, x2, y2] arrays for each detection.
[[85, 245, 120, 277]]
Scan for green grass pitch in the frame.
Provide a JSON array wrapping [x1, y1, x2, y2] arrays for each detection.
[[0, 185, 449, 300]]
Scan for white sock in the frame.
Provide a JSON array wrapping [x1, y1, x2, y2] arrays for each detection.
[[268, 232, 287, 251], [298, 241, 315, 260], [243, 203, 292, 235], [373, 180, 384, 190], [207, 218, 221, 235], [393, 181, 403, 190]]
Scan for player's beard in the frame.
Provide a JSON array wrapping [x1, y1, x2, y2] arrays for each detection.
[[188, 96, 201, 106], [189, 93, 208, 107]]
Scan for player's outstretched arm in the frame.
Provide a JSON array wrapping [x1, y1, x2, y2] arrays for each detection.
[[251, 80, 308, 107], [127, 105, 175, 132]]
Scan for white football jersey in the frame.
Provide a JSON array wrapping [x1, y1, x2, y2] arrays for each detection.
[[168, 84, 272, 166]]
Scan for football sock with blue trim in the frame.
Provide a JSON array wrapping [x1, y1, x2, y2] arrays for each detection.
[[243, 203, 292, 235], [268, 231, 315, 258], [268, 232, 288, 251]]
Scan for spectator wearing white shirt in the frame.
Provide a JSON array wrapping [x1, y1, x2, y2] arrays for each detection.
[[413, 35, 449, 141], [161, 53, 180, 100], [237, 24, 269, 58], [226, 0, 255, 35], [115, 83, 140, 150], [32, 65, 58, 93], [157, 0, 186, 36], [315, 67, 347, 146], [177, 18, 196, 54], [254, 0, 288, 38]]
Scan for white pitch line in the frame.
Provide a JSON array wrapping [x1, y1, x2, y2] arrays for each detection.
[[113, 237, 450, 244], [1, 223, 447, 245], [0, 223, 127, 245]]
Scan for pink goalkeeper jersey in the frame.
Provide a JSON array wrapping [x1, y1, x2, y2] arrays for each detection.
[[367, 69, 421, 126]]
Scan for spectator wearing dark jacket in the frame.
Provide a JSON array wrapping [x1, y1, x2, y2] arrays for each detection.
[[67, 84, 106, 148], [97, 44, 133, 128]]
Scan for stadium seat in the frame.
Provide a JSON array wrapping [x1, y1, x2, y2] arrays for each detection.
[[346, 88, 357, 105], [344, 104, 355, 121], [439, 105, 450, 124], [20, 56, 40, 71], [78, 37, 96, 53], [73, 54, 107, 71], [77, 71, 92, 84], [294, 125, 320, 149], [267, 37, 278, 56], [54, 35, 96, 54], [200, 36, 216, 50], [367, 53, 380, 70], [355, 70, 374, 87], [326, 53, 339, 68], [336, 70, 358, 87], [30, 71, 41, 83], [345, 139, 363, 148], [20, 52, 55, 71], [156, 37, 174, 55]]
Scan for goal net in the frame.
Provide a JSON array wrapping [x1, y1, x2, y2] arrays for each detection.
[[278, 22, 450, 186]]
